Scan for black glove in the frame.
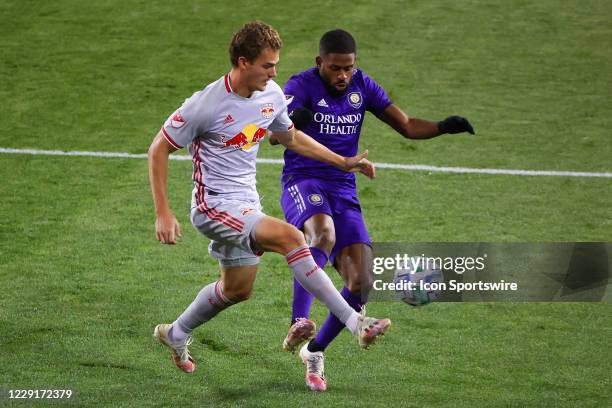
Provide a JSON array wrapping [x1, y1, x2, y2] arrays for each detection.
[[438, 115, 475, 135], [289, 107, 314, 130]]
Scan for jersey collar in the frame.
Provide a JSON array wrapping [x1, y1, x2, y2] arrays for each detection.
[[224, 74, 233, 93]]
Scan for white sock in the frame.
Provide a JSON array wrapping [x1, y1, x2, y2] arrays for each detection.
[[170, 280, 235, 342], [344, 312, 359, 335], [169, 323, 189, 342], [286, 245, 360, 335]]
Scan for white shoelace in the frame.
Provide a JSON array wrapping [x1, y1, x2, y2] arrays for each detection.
[[178, 337, 193, 362], [358, 306, 372, 332]]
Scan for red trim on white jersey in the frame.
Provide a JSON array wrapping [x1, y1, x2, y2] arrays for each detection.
[[161, 127, 182, 149], [190, 143, 246, 233], [288, 123, 295, 130], [224, 75, 232, 93], [192, 141, 203, 185]]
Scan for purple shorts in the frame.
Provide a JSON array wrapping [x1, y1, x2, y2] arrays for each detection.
[[280, 178, 371, 265]]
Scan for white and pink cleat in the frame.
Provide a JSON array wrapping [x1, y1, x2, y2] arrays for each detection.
[[299, 343, 327, 392]]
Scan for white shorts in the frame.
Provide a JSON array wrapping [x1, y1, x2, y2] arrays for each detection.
[[190, 197, 266, 267]]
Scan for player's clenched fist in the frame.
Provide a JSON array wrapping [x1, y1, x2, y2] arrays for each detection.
[[155, 212, 182, 244]]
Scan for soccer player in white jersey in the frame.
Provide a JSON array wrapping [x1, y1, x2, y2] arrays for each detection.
[[148, 21, 391, 377]]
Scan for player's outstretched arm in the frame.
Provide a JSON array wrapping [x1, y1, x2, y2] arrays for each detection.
[[148, 131, 182, 244], [268, 133, 280, 146], [377, 104, 475, 139], [269, 107, 313, 146], [272, 128, 375, 179]]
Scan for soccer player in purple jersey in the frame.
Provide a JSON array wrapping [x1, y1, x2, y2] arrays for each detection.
[[270, 29, 474, 392]]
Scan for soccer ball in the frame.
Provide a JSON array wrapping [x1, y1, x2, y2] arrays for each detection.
[[393, 260, 444, 306]]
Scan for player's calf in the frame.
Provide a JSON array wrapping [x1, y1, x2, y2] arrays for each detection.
[[221, 284, 253, 303], [219, 264, 258, 302]]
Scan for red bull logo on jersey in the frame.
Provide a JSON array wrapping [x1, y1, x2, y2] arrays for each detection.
[[260, 103, 274, 119], [223, 124, 267, 151]]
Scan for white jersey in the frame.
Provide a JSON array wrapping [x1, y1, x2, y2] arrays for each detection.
[[161, 74, 294, 206]]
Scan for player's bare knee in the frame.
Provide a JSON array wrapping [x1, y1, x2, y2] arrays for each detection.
[[310, 227, 335, 253], [281, 224, 307, 254]]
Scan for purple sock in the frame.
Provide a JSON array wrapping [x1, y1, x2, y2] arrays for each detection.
[[291, 246, 328, 324], [310, 287, 363, 351]]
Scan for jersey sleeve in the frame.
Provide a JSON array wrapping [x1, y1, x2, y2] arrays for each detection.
[[161, 91, 209, 149], [362, 72, 392, 115], [283, 75, 309, 112], [268, 85, 296, 133]]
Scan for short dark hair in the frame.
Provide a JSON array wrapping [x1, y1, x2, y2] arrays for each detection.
[[229, 21, 282, 67], [319, 29, 356, 55]]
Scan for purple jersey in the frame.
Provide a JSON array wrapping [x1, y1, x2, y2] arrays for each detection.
[[282, 67, 392, 187]]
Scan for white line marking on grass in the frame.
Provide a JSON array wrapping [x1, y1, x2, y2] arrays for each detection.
[[1, 147, 611, 178]]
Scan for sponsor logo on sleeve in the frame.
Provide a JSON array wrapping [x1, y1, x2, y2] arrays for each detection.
[[171, 112, 186, 128]]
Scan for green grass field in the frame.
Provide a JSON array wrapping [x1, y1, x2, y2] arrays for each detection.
[[1, 0, 611, 407]]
